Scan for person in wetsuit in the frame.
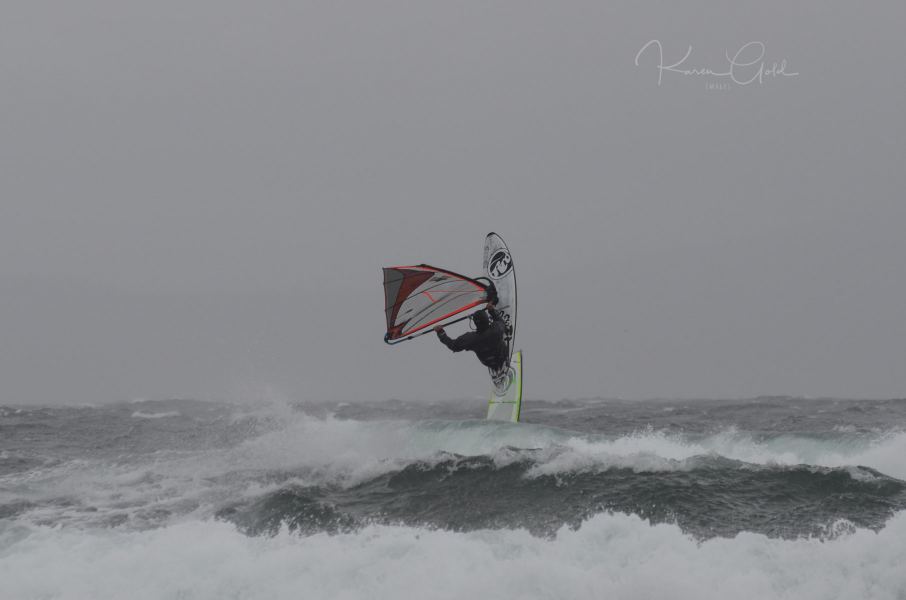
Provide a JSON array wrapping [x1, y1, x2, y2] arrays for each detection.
[[434, 300, 509, 372]]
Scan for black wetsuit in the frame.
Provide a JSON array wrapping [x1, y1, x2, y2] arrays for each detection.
[[436, 307, 509, 371]]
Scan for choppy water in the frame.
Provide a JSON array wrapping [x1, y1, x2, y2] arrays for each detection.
[[2, 397, 906, 599]]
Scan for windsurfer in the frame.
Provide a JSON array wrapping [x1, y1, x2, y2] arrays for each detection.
[[434, 300, 509, 372]]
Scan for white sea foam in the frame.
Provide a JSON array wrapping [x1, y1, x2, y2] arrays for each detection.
[[513, 426, 906, 480], [2, 511, 905, 600], [131, 410, 182, 419]]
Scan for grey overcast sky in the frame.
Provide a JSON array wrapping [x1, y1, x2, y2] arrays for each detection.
[[2, 1, 904, 405]]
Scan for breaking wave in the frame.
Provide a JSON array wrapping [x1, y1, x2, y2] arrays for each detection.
[[3, 510, 905, 600]]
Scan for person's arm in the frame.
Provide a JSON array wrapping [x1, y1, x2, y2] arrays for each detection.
[[435, 326, 475, 352], [486, 282, 499, 305], [487, 301, 505, 323]]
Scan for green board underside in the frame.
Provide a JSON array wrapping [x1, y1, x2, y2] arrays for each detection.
[[487, 351, 523, 422]]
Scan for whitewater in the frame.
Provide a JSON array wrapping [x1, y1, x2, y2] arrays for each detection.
[[2, 397, 905, 600]]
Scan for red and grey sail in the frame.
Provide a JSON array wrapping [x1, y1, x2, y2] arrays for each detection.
[[383, 265, 489, 343]]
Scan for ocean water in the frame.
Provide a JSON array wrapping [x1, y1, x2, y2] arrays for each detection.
[[2, 397, 906, 599]]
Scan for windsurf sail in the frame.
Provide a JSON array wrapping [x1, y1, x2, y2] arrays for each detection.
[[383, 265, 489, 343]]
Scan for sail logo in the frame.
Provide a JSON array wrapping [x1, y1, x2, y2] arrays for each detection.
[[489, 250, 513, 279]]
